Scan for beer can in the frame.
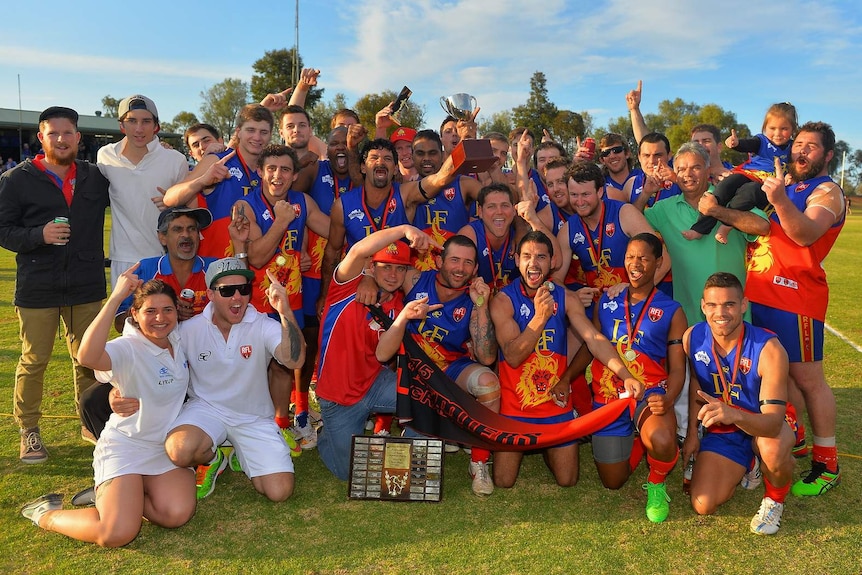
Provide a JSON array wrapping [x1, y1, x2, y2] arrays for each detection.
[[52, 216, 69, 245]]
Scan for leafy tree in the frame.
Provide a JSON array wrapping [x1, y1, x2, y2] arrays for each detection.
[[199, 78, 249, 140], [478, 110, 514, 137], [101, 95, 120, 118], [309, 92, 349, 139], [830, 139, 852, 179], [511, 71, 558, 138], [160, 111, 200, 136], [551, 110, 585, 156], [353, 91, 425, 137], [250, 48, 323, 110]]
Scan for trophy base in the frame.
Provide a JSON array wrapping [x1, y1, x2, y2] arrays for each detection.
[[348, 435, 444, 502], [451, 139, 497, 175]]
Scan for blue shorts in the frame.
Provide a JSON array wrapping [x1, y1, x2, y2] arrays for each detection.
[[751, 302, 823, 362], [445, 357, 475, 382], [508, 412, 578, 448], [699, 428, 753, 468]]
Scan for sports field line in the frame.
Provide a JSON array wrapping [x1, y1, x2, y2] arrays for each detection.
[[825, 322, 862, 353]]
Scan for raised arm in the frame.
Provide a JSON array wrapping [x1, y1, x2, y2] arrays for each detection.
[[266, 268, 306, 369], [164, 150, 236, 207], [626, 80, 648, 145], [79, 263, 143, 371]]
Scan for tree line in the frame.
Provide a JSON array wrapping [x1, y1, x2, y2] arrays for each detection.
[[100, 50, 861, 195]]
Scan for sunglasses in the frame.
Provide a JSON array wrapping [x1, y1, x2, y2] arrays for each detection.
[[214, 283, 252, 297], [600, 145, 625, 158]]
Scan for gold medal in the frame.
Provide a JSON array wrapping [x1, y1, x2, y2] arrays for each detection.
[[476, 295, 485, 307], [624, 349, 636, 362], [544, 281, 555, 291]]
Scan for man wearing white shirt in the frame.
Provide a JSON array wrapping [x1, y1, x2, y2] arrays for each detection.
[[97, 94, 189, 286]]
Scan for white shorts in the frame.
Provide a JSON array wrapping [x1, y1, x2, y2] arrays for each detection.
[[172, 398, 294, 477], [93, 428, 181, 487]]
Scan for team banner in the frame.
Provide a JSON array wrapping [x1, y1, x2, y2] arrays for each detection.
[[368, 306, 635, 451]]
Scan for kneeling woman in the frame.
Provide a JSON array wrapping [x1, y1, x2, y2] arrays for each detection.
[[21, 265, 195, 547]]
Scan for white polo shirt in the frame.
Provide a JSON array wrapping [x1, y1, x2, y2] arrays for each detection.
[[178, 302, 283, 426], [98, 321, 188, 444], [97, 136, 189, 262]]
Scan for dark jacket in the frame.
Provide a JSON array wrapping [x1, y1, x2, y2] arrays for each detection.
[[0, 159, 109, 307]]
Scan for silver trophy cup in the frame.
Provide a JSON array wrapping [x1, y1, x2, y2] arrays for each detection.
[[439, 93, 478, 121]]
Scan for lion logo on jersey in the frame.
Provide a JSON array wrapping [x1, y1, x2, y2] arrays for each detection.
[[516, 354, 559, 409], [747, 235, 773, 275]]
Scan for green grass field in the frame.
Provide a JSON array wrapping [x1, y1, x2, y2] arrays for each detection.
[[1, 214, 861, 575]]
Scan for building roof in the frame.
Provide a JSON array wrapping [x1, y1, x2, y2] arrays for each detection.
[[0, 107, 124, 135]]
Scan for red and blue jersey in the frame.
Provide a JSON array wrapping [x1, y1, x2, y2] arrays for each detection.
[[199, 149, 259, 258], [688, 321, 775, 430], [590, 288, 680, 403], [341, 183, 410, 249], [566, 198, 629, 292], [498, 279, 569, 418], [245, 190, 307, 320], [405, 271, 473, 371], [469, 220, 517, 291], [412, 179, 470, 271]]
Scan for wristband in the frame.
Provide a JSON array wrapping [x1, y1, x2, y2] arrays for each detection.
[[234, 252, 248, 259], [418, 179, 429, 200], [667, 339, 683, 346]]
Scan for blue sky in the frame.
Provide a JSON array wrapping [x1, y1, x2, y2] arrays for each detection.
[[3, 0, 860, 159]]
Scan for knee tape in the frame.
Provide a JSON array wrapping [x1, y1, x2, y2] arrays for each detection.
[[466, 368, 500, 405]]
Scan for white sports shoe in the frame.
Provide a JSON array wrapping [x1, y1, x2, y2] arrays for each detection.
[[740, 457, 762, 490], [750, 496, 784, 535], [468, 460, 494, 497], [290, 423, 318, 450]]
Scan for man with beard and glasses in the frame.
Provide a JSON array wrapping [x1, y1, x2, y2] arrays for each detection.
[[376, 235, 499, 497], [0, 106, 110, 462], [744, 122, 846, 498]]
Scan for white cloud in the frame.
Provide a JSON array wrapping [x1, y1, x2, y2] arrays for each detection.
[[0, 46, 247, 82]]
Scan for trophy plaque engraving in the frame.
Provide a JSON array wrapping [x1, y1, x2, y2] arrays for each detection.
[[348, 436, 444, 502]]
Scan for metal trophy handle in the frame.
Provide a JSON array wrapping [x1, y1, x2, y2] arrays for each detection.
[[440, 93, 478, 121]]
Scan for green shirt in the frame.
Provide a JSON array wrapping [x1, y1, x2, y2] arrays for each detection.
[[644, 192, 763, 326]]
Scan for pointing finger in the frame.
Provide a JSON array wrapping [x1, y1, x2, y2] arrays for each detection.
[[774, 157, 784, 179], [278, 87, 293, 97], [696, 390, 720, 404], [217, 150, 237, 165], [636, 79, 642, 93]]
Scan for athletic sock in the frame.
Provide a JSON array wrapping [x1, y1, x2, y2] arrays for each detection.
[[646, 449, 679, 484], [274, 416, 291, 430], [373, 414, 393, 434], [812, 439, 838, 473], [471, 447, 491, 464], [763, 476, 791, 504]]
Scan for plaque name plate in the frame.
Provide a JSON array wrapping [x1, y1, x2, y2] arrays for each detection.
[[348, 436, 444, 502]]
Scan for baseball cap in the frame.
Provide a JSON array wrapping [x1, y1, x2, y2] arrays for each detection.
[[205, 257, 255, 288], [118, 94, 159, 121], [157, 207, 213, 231], [38, 106, 79, 126], [390, 127, 417, 144], [371, 242, 411, 266]]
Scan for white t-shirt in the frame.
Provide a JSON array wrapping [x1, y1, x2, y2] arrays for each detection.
[[178, 303, 283, 426], [97, 321, 188, 444], [97, 136, 188, 262]]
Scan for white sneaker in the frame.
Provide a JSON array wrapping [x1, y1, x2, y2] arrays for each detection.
[[740, 457, 762, 490], [750, 496, 784, 535], [290, 423, 318, 450], [444, 442, 460, 454], [468, 460, 494, 497]]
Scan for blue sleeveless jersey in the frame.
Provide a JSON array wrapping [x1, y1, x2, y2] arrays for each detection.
[[405, 271, 473, 369], [341, 183, 410, 248], [469, 219, 517, 290], [688, 321, 775, 414]]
